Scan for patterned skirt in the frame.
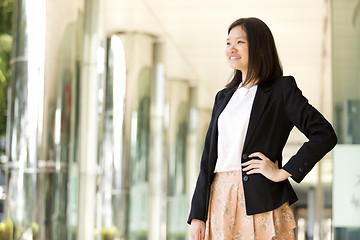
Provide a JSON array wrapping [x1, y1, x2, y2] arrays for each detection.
[[205, 170, 296, 240]]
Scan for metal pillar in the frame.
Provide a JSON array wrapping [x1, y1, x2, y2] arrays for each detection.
[[5, 0, 85, 239], [149, 42, 165, 240], [77, 0, 101, 239]]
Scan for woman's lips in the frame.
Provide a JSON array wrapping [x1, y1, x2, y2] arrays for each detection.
[[229, 56, 240, 60]]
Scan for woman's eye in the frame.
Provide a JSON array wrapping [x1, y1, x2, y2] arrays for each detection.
[[226, 42, 230, 45], [238, 41, 243, 44]]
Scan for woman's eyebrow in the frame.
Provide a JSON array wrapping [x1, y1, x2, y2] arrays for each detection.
[[226, 37, 246, 41]]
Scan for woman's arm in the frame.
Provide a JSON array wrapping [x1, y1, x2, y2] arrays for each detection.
[[190, 219, 206, 240], [187, 89, 224, 224], [280, 76, 337, 183]]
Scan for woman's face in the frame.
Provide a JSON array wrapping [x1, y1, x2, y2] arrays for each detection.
[[225, 25, 249, 73]]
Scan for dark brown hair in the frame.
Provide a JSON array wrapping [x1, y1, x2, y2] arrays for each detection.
[[226, 17, 283, 88]]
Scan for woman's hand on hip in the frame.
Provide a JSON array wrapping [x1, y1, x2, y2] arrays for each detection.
[[241, 152, 291, 182], [190, 219, 205, 240]]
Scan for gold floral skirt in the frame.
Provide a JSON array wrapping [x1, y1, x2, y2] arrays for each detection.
[[205, 171, 296, 240]]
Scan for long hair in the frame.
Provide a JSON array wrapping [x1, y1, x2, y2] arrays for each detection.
[[226, 17, 283, 88]]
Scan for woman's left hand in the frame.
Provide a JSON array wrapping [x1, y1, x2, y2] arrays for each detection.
[[241, 152, 291, 182]]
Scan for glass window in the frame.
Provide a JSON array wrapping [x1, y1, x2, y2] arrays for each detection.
[[332, 0, 360, 238]]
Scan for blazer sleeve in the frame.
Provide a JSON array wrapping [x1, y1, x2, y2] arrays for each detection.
[[281, 76, 337, 183], [187, 89, 223, 224]]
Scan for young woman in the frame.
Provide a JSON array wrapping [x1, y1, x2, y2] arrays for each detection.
[[188, 17, 337, 240]]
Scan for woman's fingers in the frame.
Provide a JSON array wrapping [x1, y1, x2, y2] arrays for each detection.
[[190, 228, 201, 240], [191, 230, 200, 240], [248, 152, 267, 160], [241, 152, 290, 182], [247, 170, 260, 175], [190, 219, 205, 240], [242, 152, 279, 180], [191, 231, 201, 240], [241, 160, 262, 171], [241, 159, 261, 166]]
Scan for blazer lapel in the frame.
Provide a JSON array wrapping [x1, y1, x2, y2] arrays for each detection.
[[213, 86, 237, 121], [243, 84, 271, 151]]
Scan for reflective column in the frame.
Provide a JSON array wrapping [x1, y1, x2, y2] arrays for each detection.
[[109, 32, 159, 240], [166, 78, 190, 240], [77, 0, 102, 239], [3, 0, 84, 239], [149, 42, 165, 240], [333, 0, 360, 238], [96, 34, 127, 239]]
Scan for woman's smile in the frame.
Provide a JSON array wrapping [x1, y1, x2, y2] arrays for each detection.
[[225, 25, 249, 73], [229, 56, 240, 60]]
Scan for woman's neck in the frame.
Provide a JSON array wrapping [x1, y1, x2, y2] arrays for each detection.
[[242, 80, 258, 89], [240, 71, 258, 88]]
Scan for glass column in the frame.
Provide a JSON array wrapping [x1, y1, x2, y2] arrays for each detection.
[[166, 79, 190, 240], [2, 0, 84, 239], [332, 0, 360, 239]]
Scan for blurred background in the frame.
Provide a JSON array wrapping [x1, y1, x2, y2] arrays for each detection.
[[0, 0, 359, 239]]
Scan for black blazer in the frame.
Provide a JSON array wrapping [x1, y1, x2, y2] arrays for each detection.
[[187, 76, 337, 224]]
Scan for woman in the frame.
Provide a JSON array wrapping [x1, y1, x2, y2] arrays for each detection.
[[188, 17, 337, 240]]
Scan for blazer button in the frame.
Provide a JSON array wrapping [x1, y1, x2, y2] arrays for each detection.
[[299, 167, 304, 172], [243, 176, 249, 182], [242, 154, 248, 159]]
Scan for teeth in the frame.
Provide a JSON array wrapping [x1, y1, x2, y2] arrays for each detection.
[[230, 57, 240, 60]]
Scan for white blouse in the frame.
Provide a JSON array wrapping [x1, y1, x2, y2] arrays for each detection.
[[214, 83, 258, 173]]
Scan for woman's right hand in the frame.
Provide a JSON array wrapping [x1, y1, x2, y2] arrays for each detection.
[[190, 219, 206, 240]]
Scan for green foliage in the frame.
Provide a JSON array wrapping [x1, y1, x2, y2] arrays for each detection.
[[101, 226, 124, 240], [0, 0, 13, 34], [0, 218, 13, 240], [0, 0, 13, 139], [0, 219, 40, 240], [32, 222, 39, 240], [0, 33, 11, 137]]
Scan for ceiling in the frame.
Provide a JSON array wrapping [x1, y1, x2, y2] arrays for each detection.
[[103, 0, 330, 111]]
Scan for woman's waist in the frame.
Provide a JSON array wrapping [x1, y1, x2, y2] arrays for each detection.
[[213, 170, 244, 183]]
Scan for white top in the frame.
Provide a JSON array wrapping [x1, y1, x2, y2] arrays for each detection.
[[214, 83, 258, 173]]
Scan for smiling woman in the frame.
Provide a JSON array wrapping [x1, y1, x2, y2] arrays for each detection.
[[1, 0, 342, 239], [225, 26, 249, 76], [188, 17, 337, 240], [225, 18, 283, 90]]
